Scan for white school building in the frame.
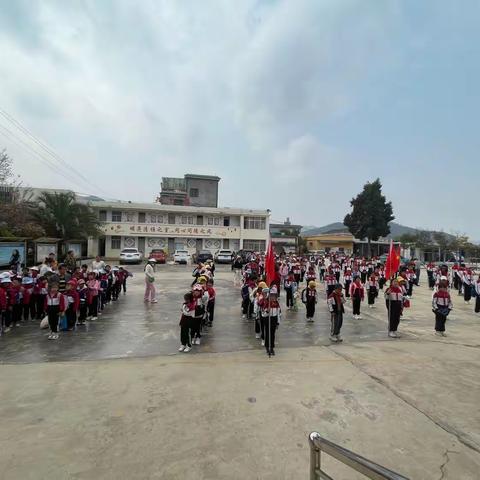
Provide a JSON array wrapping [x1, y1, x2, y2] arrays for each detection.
[[87, 201, 270, 259]]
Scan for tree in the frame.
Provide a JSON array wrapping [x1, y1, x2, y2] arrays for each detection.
[[30, 192, 101, 256], [344, 178, 394, 256]]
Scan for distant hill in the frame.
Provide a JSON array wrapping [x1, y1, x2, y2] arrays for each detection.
[[301, 222, 423, 239]]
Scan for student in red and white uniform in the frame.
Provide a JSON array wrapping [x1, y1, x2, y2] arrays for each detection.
[[34, 275, 48, 319], [45, 282, 66, 340], [426, 262, 436, 289], [178, 292, 196, 353], [359, 261, 368, 284], [301, 281, 318, 322], [206, 278, 216, 327], [474, 275, 480, 314], [432, 280, 453, 336], [350, 276, 364, 319], [65, 280, 80, 330], [462, 268, 474, 304], [21, 276, 35, 321], [343, 268, 353, 298], [366, 272, 379, 308], [327, 284, 345, 342], [384, 278, 404, 338], [325, 268, 337, 297], [259, 286, 281, 356], [86, 271, 100, 320], [305, 266, 316, 285]]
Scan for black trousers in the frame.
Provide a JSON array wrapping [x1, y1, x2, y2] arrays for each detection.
[[242, 298, 253, 318], [12, 304, 22, 324], [207, 301, 215, 324], [255, 313, 264, 338], [263, 316, 278, 352], [352, 297, 361, 315], [427, 273, 435, 289], [386, 300, 402, 332], [47, 305, 60, 332], [306, 301, 315, 318], [335, 272, 340, 282], [407, 283, 413, 297], [36, 294, 46, 318], [180, 318, 192, 347], [415, 269, 420, 285], [368, 287, 377, 305], [191, 317, 202, 339], [464, 284, 472, 302], [122, 278, 127, 293], [453, 275, 459, 290], [475, 296, 480, 313], [361, 272, 367, 283], [3, 310, 12, 328], [22, 301, 35, 321], [66, 304, 77, 329], [330, 311, 343, 336], [88, 296, 98, 317], [285, 288, 293, 307], [79, 303, 87, 321], [435, 311, 447, 332], [344, 280, 351, 297], [319, 269, 325, 281]]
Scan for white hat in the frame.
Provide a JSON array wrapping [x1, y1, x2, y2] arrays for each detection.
[[0, 271, 11, 279], [147, 258, 156, 263], [1, 277, 12, 284], [29, 266, 40, 271], [440, 275, 447, 281], [22, 277, 34, 284]]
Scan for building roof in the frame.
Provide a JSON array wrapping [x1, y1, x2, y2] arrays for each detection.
[[89, 200, 268, 216], [184, 174, 221, 182]]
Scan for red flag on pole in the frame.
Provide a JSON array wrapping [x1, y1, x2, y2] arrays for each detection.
[[265, 238, 276, 286], [385, 240, 401, 280]]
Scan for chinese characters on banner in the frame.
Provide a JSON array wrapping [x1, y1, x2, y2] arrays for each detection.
[[104, 224, 238, 238]]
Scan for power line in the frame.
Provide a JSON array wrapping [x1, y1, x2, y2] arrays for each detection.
[[0, 108, 113, 197], [0, 124, 92, 189]]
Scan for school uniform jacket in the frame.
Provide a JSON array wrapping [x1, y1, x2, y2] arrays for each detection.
[[302, 287, 318, 304], [432, 291, 453, 310], [350, 282, 365, 300], [44, 292, 66, 311], [327, 293, 345, 313], [366, 276, 379, 290], [384, 286, 404, 302], [66, 290, 80, 311]]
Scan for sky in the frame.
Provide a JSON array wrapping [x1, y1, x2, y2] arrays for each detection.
[[0, 0, 479, 240]]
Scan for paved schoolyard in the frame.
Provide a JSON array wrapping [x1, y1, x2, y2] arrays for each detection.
[[0, 265, 479, 479]]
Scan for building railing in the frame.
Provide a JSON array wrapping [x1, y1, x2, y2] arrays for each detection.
[[309, 432, 409, 480]]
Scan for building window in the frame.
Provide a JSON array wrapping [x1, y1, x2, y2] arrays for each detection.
[[126, 212, 134, 222], [223, 217, 230, 227], [138, 212, 146, 223], [150, 214, 157, 223], [189, 188, 199, 197], [244, 216, 266, 230], [181, 216, 194, 225], [168, 214, 176, 224], [157, 215, 164, 224], [174, 199, 184, 205], [111, 236, 121, 249], [243, 240, 266, 252], [207, 217, 220, 226], [99, 210, 107, 221], [112, 211, 122, 222]]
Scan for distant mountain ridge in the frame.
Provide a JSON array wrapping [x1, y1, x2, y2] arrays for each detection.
[[301, 222, 423, 239]]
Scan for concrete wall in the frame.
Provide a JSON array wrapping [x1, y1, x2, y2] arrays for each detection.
[[185, 178, 218, 208]]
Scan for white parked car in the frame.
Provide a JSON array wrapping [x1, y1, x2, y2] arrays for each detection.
[[214, 249, 234, 264], [174, 250, 191, 264], [119, 248, 143, 264]]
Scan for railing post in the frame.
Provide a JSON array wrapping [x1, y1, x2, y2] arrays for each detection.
[[309, 432, 321, 480]]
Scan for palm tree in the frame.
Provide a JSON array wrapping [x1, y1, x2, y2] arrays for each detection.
[[30, 192, 101, 256]]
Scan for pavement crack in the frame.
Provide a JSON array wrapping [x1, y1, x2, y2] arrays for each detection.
[[438, 449, 459, 480], [328, 347, 480, 455]]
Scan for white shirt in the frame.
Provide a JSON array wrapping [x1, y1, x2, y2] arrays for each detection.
[[145, 264, 155, 282], [92, 260, 106, 271]]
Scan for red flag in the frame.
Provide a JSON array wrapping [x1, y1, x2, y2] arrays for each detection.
[[265, 239, 276, 286], [385, 240, 401, 280]]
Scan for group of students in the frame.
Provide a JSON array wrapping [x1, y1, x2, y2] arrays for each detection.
[[178, 262, 216, 353], [0, 255, 130, 340], [235, 252, 480, 346]]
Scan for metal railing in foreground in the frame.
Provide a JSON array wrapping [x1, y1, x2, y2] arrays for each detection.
[[309, 432, 410, 480]]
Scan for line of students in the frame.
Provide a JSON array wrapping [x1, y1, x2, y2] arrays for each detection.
[[0, 263, 131, 340]]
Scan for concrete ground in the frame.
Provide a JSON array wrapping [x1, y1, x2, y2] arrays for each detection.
[[1, 265, 479, 479]]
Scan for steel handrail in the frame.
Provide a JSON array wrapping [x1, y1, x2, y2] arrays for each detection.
[[309, 432, 410, 480]]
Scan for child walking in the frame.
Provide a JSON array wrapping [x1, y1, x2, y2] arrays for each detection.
[[45, 283, 66, 340], [206, 279, 216, 327], [432, 280, 453, 336], [350, 277, 364, 319], [327, 284, 345, 343], [179, 292, 195, 352], [301, 281, 318, 322]]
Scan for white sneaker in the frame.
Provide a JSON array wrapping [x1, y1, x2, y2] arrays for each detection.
[[255, 333, 260, 339], [336, 335, 343, 342], [183, 346, 191, 353], [261, 339, 265, 346], [195, 337, 201, 345], [47, 332, 53, 340], [329, 335, 338, 342], [52, 333, 59, 340], [91, 316, 97, 321], [16, 323, 20, 327], [388, 331, 399, 338], [242, 314, 246, 319], [178, 345, 186, 352], [150, 299, 158, 303], [357, 315, 362, 319]]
